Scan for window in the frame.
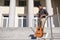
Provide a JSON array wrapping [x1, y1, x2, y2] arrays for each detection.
[[3, 15, 9, 28], [18, 16, 27, 27], [19, 0, 26, 6], [4, 0, 10, 6], [34, 17, 38, 27], [34, 1, 40, 7], [23, 16, 26, 27], [3, 19, 6, 27], [18, 19, 22, 27], [18, 17, 23, 27]]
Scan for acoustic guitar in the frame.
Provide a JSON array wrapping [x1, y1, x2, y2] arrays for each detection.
[[34, 14, 46, 38]]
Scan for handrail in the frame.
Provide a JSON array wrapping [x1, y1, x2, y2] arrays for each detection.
[[42, 15, 60, 40]]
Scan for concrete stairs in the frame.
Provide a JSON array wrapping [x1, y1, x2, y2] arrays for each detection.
[[0, 27, 60, 40]]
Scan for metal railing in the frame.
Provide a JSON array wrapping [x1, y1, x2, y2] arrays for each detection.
[[30, 15, 60, 40], [37, 15, 60, 40]]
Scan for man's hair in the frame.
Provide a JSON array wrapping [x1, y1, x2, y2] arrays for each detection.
[[37, 4, 42, 7]]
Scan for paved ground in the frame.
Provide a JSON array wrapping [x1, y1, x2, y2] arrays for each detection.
[[0, 27, 60, 40]]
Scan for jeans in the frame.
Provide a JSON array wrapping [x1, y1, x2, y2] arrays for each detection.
[[38, 18, 46, 28]]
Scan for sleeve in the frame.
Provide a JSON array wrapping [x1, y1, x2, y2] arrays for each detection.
[[44, 9, 48, 16]]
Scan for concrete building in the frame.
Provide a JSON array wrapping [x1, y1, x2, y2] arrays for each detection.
[[0, 0, 60, 28], [0, 0, 60, 40]]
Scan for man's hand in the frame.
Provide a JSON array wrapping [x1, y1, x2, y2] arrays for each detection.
[[40, 14, 46, 19]]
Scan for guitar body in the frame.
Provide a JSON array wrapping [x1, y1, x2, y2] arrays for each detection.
[[34, 27, 43, 37]]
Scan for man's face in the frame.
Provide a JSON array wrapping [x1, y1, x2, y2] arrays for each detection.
[[38, 6, 43, 10]]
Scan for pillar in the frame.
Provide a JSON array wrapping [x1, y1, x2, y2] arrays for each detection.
[[0, 7, 2, 27], [27, 0, 34, 27], [46, 0, 55, 27], [9, 0, 16, 27]]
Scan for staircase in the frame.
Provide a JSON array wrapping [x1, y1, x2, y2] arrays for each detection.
[[0, 27, 60, 40]]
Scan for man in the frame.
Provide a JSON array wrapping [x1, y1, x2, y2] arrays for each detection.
[[37, 4, 48, 28], [34, 4, 48, 38]]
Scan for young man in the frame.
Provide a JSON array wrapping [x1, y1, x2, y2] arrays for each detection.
[[34, 4, 48, 38], [37, 4, 48, 29]]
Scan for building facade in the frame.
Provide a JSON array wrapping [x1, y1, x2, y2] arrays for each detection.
[[0, 0, 60, 28]]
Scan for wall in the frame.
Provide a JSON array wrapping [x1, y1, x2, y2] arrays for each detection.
[[0, 0, 60, 27], [51, 0, 60, 27]]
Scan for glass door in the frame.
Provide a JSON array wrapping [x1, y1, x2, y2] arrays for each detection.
[[2, 16, 8, 28], [18, 17, 23, 27], [34, 17, 38, 27]]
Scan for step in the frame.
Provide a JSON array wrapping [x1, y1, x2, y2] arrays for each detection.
[[0, 27, 60, 40]]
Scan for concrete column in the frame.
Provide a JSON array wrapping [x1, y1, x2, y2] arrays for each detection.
[[9, 0, 16, 27], [0, 7, 2, 27], [27, 0, 34, 27], [15, 11, 18, 27], [46, 0, 55, 27]]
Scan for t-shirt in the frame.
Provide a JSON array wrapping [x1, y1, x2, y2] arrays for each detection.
[[38, 9, 48, 17]]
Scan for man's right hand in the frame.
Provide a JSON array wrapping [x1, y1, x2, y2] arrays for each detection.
[[40, 14, 46, 19]]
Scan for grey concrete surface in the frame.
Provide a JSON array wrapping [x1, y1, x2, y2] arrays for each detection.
[[0, 27, 60, 40]]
